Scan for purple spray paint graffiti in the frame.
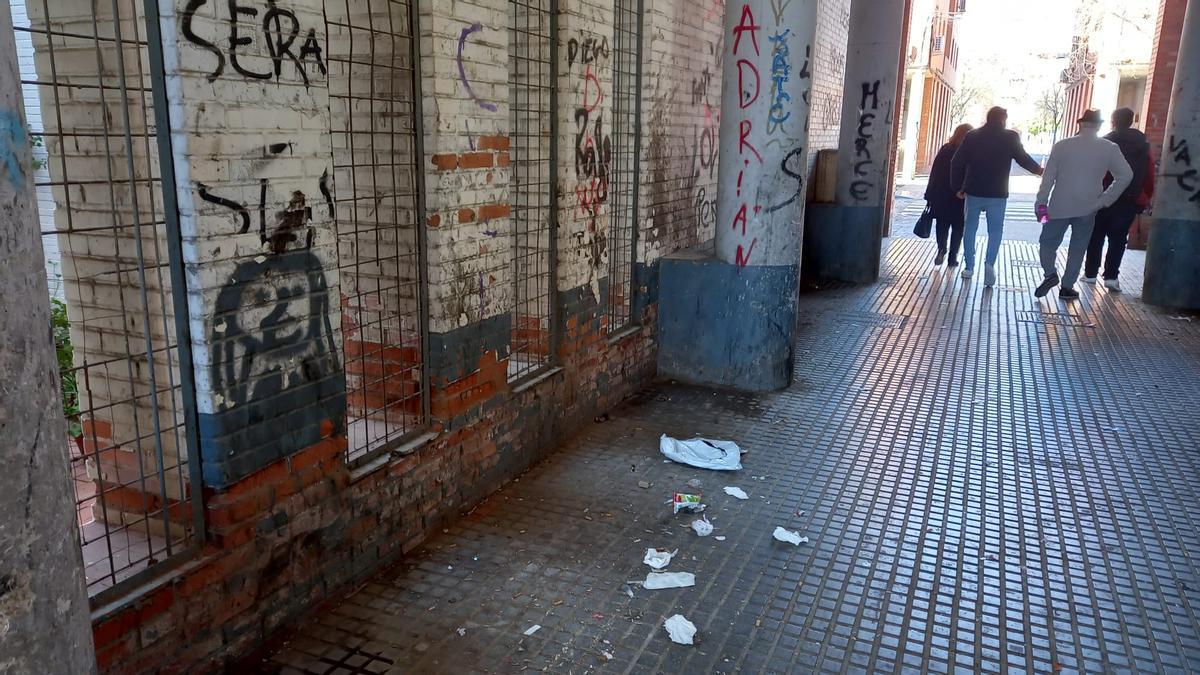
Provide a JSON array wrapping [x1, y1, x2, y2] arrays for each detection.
[[458, 23, 498, 112]]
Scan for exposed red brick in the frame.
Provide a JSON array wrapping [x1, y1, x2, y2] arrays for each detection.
[[478, 203, 510, 221], [428, 213, 441, 228], [478, 135, 510, 151], [458, 152, 493, 169], [458, 207, 476, 223], [495, 152, 510, 167], [431, 153, 458, 170]]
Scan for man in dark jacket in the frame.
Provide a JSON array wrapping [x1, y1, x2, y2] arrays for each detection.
[[951, 106, 1044, 287], [1083, 107, 1153, 292]]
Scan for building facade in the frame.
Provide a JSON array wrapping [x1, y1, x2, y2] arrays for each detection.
[[899, 0, 962, 177]]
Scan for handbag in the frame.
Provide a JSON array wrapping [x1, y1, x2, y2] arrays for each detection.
[[1128, 212, 1151, 251], [913, 205, 934, 239]]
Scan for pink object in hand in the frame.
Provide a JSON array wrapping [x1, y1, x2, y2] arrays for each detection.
[[1036, 204, 1049, 224]]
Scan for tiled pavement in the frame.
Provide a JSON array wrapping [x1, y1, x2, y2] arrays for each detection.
[[251, 238, 1200, 674]]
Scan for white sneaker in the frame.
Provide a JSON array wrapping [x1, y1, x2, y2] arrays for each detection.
[[984, 265, 996, 287], [1104, 278, 1121, 292], [1082, 276, 1098, 284], [961, 268, 974, 279]]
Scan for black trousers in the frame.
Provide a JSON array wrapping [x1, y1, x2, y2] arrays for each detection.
[[935, 215, 965, 262], [1084, 201, 1139, 280]]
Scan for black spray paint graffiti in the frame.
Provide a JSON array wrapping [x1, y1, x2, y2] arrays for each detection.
[[849, 80, 881, 202], [691, 68, 713, 106], [568, 34, 612, 232], [765, 147, 805, 214], [210, 249, 340, 414], [197, 143, 332, 253], [183, 0, 326, 86], [1164, 135, 1200, 205], [567, 36, 610, 68]]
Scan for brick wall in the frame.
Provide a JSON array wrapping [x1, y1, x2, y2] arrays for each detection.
[[76, 0, 786, 672], [1141, 0, 1187, 160]]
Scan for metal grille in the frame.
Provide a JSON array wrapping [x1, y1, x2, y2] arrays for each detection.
[[12, 0, 202, 600], [607, 0, 642, 332], [508, 0, 556, 381], [836, 312, 909, 330], [1016, 311, 1094, 327], [327, 0, 429, 465]]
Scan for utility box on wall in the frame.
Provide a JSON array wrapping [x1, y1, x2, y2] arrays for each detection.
[[811, 149, 838, 204]]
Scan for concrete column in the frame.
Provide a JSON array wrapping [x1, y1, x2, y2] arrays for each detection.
[[713, 0, 819, 268], [803, 0, 907, 284], [0, 5, 97, 672], [657, 0, 820, 391], [1144, 0, 1200, 309]]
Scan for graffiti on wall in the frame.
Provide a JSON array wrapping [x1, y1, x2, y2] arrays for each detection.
[[849, 80, 884, 203], [729, 4, 763, 268], [0, 110, 27, 192], [1165, 135, 1200, 205], [197, 142, 331, 253], [183, 0, 327, 86], [458, 23, 498, 112], [567, 33, 613, 242]]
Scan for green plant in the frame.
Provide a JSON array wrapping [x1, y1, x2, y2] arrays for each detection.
[[26, 129, 46, 172], [50, 298, 82, 438]]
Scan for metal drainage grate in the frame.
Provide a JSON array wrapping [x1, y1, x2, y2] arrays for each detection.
[[1016, 311, 1094, 327], [1011, 260, 1045, 268], [836, 312, 908, 330]]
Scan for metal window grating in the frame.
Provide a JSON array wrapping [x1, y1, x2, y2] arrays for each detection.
[[508, 0, 556, 381], [12, 0, 202, 600], [327, 0, 430, 465], [607, 0, 642, 332]]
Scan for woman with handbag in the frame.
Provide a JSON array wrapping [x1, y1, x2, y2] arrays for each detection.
[[923, 124, 973, 266]]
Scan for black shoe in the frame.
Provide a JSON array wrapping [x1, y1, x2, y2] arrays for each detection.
[[947, 258, 959, 268], [1035, 273, 1060, 298], [1059, 287, 1080, 300], [935, 250, 946, 265]]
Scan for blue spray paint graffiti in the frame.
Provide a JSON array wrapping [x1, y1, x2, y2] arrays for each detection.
[[457, 23, 498, 112], [767, 29, 792, 128], [0, 110, 28, 192]]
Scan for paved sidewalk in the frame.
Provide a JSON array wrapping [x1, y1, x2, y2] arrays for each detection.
[[251, 238, 1200, 674]]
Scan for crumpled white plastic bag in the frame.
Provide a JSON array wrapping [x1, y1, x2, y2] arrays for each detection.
[[664, 614, 697, 645], [691, 517, 713, 537], [659, 435, 743, 471], [643, 547, 678, 569], [773, 526, 808, 546], [723, 486, 748, 500], [644, 572, 696, 589]]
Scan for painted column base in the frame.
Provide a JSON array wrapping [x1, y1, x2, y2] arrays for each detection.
[[1144, 217, 1200, 309], [802, 204, 884, 285], [657, 245, 797, 392]]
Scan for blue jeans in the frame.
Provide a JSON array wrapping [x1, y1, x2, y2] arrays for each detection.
[[963, 195, 1008, 270]]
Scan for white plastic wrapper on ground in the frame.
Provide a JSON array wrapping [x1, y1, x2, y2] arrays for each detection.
[[643, 548, 678, 569], [664, 614, 698, 645], [691, 517, 713, 537], [659, 435, 743, 471], [644, 572, 696, 589], [723, 486, 749, 499], [773, 526, 808, 545]]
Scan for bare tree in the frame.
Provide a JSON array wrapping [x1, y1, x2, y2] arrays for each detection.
[[948, 83, 981, 126], [1030, 84, 1067, 144]]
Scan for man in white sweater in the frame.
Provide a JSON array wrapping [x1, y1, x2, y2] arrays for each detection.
[[1034, 110, 1133, 300]]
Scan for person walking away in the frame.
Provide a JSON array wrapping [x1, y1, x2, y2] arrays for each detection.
[[1034, 110, 1133, 300], [925, 123, 973, 267], [1082, 107, 1154, 292], [950, 106, 1044, 287]]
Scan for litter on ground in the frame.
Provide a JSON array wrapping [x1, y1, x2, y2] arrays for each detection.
[[691, 517, 713, 537], [664, 614, 698, 645], [659, 435, 743, 471], [714, 535, 726, 541], [773, 526, 808, 546], [644, 572, 696, 589], [456, 627, 466, 636], [523, 624, 541, 636], [723, 486, 749, 500], [673, 492, 706, 514], [643, 548, 678, 569]]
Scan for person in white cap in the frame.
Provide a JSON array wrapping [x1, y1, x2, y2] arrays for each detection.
[[1034, 109, 1133, 300]]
